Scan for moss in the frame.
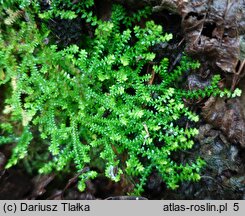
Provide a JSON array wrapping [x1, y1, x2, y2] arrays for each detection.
[[0, 0, 238, 195]]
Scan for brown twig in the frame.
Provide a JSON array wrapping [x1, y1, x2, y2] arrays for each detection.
[[148, 65, 155, 85]]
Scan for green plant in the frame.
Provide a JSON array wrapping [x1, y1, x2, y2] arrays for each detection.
[[0, 1, 240, 195]]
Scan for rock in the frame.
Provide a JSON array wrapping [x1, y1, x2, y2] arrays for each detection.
[[201, 97, 245, 148], [194, 124, 245, 199], [187, 74, 211, 90], [152, 0, 178, 14]]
